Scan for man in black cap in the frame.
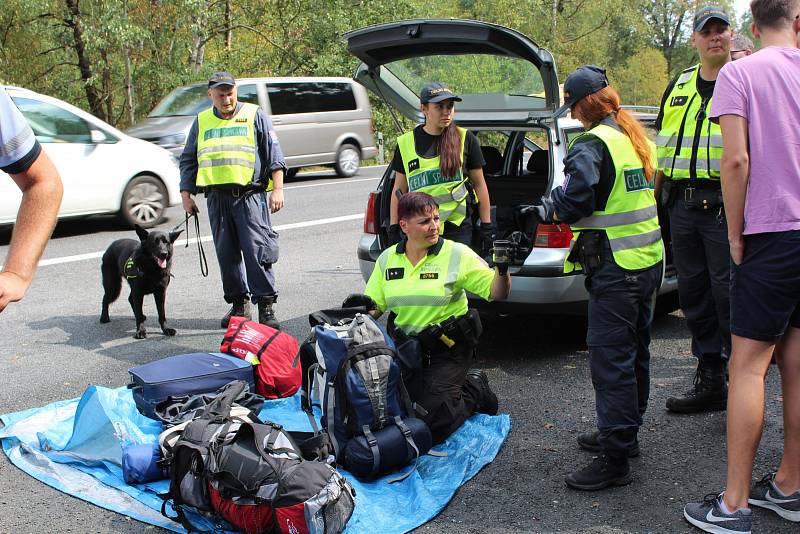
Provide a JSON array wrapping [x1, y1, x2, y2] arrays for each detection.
[[654, 5, 734, 415], [179, 72, 286, 329]]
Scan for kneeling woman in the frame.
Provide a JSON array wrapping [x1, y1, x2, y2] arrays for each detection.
[[543, 66, 663, 490], [388, 83, 493, 248], [365, 192, 510, 444]]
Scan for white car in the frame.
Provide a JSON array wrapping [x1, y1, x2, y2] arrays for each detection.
[[1, 86, 181, 228]]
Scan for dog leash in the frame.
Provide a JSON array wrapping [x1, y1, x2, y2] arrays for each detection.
[[174, 212, 209, 277]]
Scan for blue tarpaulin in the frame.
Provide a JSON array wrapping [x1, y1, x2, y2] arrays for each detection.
[[0, 385, 510, 533]]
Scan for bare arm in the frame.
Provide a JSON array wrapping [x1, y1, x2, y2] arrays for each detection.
[[0, 150, 63, 311], [468, 167, 492, 223], [718, 114, 749, 265], [269, 168, 285, 213], [389, 171, 407, 225], [489, 269, 511, 301]]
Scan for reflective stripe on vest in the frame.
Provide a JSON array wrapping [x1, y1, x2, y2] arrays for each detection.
[[379, 241, 468, 335], [655, 64, 723, 180], [397, 127, 469, 228], [196, 103, 258, 188], [565, 124, 663, 272]]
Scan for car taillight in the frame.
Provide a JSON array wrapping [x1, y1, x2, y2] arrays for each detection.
[[363, 191, 378, 234], [534, 223, 573, 248]]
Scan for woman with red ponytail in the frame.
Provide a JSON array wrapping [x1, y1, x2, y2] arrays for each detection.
[[539, 66, 663, 492], [388, 83, 493, 249]]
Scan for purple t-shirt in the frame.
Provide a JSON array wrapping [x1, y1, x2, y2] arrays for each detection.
[[710, 47, 800, 234]]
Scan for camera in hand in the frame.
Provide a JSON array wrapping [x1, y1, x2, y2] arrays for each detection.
[[491, 239, 512, 275]]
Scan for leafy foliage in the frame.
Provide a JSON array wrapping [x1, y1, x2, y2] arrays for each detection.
[[0, 0, 742, 150]]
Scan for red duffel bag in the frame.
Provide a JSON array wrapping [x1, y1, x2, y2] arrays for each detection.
[[220, 317, 301, 399]]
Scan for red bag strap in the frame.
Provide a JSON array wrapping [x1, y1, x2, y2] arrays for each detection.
[[256, 330, 282, 359], [222, 318, 251, 344]]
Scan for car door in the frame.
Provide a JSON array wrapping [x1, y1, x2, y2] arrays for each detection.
[[10, 95, 118, 216], [344, 19, 560, 125]]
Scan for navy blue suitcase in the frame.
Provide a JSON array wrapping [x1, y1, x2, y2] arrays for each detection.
[[128, 352, 255, 419]]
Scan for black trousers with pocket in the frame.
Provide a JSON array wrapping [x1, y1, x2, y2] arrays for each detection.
[[585, 243, 661, 453], [668, 198, 731, 361], [407, 343, 482, 445]]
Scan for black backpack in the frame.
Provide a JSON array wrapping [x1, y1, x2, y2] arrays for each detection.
[[160, 380, 355, 534]]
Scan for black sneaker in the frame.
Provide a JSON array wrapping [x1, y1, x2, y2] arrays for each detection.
[[577, 431, 640, 458], [684, 493, 752, 533], [564, 453, 631, 491], [666, 362, 727, 414], [748, 472, 800, 522], [221, 300, 251, 329], [466, 369, 499, 416]]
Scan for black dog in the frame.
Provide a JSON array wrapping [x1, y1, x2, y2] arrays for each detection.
[[100, 224, 182, 339]]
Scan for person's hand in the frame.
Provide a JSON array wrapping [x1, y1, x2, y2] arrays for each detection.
[[532, 196, 555, 223], [729, 235, 745, 265], [269, 188, 284, 213], [478, 221, 497, 251], [388, 224, 403, 246], [0, 271, 29, 312], [181, 192, 199, 215]]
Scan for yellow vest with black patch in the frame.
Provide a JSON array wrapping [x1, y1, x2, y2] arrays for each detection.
[[565, 124, 663, 273], [655, 64, 723, 180], [196, 103, 266, 188], [397, 127, 469, 228]]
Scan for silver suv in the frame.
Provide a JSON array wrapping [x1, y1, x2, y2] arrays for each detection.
[[346, 19, 677, 314], [127, 77, 377, 178]]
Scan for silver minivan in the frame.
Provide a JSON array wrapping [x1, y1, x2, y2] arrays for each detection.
[[126, 77, 377, 177]]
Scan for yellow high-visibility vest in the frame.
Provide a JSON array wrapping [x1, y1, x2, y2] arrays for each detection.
[[655, 64, 723, 180], [565, 124, 663, 272]]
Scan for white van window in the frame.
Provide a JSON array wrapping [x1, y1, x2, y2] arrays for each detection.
[[267, 82, 357, 115], [12, 97, 92, 143], [237, 84, 259, 106]]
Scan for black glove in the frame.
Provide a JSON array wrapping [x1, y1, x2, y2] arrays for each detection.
[[387, 224, 403, 246], [478, 221, 497, 250], [532, 196, 555, 223], [341, 293, 378, 312]]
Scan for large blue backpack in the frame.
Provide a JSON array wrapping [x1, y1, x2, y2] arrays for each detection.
[[300, 311, 434, 481]]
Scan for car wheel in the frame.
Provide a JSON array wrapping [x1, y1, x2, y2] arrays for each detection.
[[285, 167, 299, 179], [120, 174, 167, 229], [334, 143, 360, 177]]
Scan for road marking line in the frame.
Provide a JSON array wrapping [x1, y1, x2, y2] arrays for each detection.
[[35, 213, 364, 267], [285, 176, 379, 190]]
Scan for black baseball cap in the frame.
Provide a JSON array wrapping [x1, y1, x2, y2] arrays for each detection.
[[208, 72, 236, 89], [694, 5, 730, 31], [554, 65, 609, 117], [420, 83, 462, 104]]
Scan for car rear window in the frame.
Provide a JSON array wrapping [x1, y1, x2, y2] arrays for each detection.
[[267, 82, 357, 115]]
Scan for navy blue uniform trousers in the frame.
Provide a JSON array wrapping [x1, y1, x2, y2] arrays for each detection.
[[206, 190, 279, 303], [585, 244, 661, 453], [668, 200, 731, 360]]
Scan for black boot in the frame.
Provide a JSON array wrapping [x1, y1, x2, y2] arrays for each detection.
[[466, 368, 499, 415], [666, 358, 727, 414], [221, 298, 251, 329], [565, 452, 632, 491], [577, 430, 640, 458], [257, 296, 281, 330]]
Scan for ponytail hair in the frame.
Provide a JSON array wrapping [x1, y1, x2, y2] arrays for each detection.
[[438, 122, 462, 179], [571, 86, 654, 181]]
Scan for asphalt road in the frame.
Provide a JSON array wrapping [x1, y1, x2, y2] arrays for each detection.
[[0, 165, 792, 533]]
